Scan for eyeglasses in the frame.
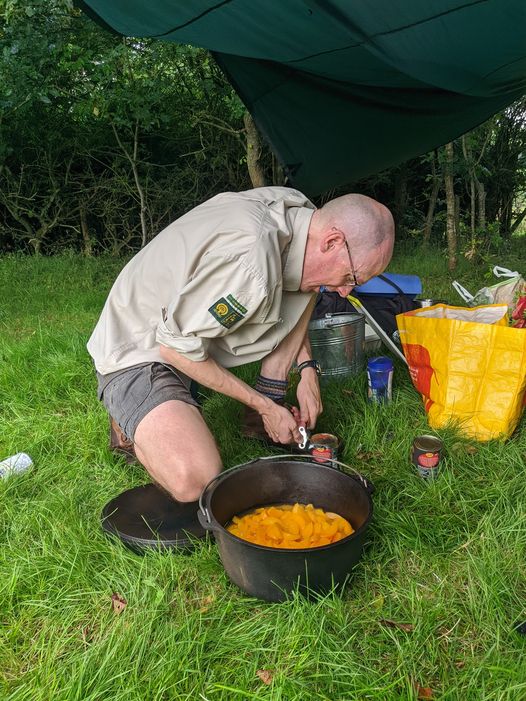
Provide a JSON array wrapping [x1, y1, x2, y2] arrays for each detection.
[[343, 237, 360, 288]]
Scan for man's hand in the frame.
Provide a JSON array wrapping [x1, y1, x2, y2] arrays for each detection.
[[296, 369, 323, 429], [260, 403, 303, 445]]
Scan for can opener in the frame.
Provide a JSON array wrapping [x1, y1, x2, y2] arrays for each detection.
[[298, 426, 312, 451]]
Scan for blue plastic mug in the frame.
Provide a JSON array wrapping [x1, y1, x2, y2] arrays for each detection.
[[367, 357, 394, 403]]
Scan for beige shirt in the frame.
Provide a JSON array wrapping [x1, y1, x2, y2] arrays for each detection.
[[87, 186, 316, 375]]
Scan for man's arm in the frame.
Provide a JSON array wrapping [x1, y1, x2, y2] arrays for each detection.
[[259, 296, 322, 429], [296, 333, 314, 366], [159, 345, 303, 445], [260, 296, 317, 380], [294, 333, 323, 429]]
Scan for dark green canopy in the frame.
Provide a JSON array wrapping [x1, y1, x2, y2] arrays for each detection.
[[80, 0, 526, 195]]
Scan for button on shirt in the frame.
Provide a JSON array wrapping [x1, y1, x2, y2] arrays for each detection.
[[87, 187, 316, 376]]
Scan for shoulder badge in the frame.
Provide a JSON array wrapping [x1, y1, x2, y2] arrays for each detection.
[[208, 294, 247, 329]]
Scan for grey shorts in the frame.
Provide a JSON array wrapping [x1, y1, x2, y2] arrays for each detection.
[[97, 363, 200, 441]]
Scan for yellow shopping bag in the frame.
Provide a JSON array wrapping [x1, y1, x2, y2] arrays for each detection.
[[396, 304, 526, 440]]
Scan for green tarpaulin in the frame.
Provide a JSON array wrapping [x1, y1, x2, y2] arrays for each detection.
[[80, 0, 526, 195]]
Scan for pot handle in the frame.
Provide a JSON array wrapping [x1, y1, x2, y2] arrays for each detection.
[[197, 507, 213, 531], [258, 454, 375, 494]]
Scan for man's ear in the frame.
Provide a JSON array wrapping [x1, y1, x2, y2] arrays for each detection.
[[321, 228, 345, 252]]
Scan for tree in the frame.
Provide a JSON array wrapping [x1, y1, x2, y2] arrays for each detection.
[[485, 99, 526, 238], [444, 142, 458, 270], [422, 151, 441, 246]]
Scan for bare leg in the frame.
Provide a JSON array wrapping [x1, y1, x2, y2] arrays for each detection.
[[133, 400, 222, 502]]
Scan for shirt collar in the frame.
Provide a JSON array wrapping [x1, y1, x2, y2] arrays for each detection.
[[283, 206, 315, 291]]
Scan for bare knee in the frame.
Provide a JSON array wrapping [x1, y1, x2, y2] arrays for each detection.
[[145, 452, 222, 503], [132, 399, 222, 502], [172, 465, 218, 502]]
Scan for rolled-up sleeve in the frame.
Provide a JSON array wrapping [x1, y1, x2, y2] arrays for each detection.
[[156, 314, 212, 361], [155, 251, 271, 362]]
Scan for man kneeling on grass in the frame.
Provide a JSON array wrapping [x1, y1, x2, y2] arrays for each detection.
[[87, 186, 394, 502]]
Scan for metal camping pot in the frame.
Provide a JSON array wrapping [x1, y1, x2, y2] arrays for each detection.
[[308, 312, 365, 382], [198, 456, 373, 602], [416, 298, 448, 308]]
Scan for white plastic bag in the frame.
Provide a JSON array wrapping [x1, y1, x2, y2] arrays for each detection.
[[452, 266, 524, 308]]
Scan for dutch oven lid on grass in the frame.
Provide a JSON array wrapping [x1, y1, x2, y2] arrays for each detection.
[[101, 483, 206, 553]]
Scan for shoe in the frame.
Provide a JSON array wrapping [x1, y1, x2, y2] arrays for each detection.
[[109, 416, 137, 464], [241, 405, 303, 452]]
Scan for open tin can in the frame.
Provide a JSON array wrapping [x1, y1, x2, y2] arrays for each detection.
[[310, 433, 340, 463], [298, 427, 340, 464]]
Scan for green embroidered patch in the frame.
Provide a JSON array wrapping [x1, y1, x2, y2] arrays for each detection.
[[208, 295, 246, 329], [226, 294, 247, 315]]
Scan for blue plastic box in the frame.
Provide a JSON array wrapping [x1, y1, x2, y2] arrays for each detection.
[[354, 273, 421, 298]]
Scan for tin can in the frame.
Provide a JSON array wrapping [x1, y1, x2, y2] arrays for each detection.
[[310, 433, 339, 464], [412, 435, 443, 479], [367, 356, 394, 403]]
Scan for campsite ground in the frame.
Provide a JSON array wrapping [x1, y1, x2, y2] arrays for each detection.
[[1, 245, 526, 701]]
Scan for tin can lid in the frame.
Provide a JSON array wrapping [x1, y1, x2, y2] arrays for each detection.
[[310, 432, 339, 448], [413, 434, 443, 451], [101, 484, 206, 553]]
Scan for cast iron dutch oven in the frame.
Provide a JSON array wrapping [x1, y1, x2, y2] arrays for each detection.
[[198, 455, 374, 602]]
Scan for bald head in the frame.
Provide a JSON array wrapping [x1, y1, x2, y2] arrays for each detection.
[[301, 193, 395, 295], [316, 194, 394, 252]]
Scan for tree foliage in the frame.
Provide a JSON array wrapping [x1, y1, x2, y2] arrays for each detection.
[[0, 0, 525, 258], [0, 0, 251, 254]]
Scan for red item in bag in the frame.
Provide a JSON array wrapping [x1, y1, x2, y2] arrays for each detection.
[[511, 293, 526, 323]]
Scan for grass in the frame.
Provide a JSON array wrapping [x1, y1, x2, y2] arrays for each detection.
[[1, 246, 526, 700]]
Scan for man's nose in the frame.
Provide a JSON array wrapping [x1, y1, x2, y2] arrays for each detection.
[[337, 286, 354, 298]]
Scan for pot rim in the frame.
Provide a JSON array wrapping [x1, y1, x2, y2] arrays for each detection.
[[202, 457, 373, 552]]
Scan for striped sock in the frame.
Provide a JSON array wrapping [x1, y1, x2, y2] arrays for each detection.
[[255, 375, 288, 403]]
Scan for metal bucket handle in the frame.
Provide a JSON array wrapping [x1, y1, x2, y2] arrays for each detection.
[[313, 312, 362, 329], [198, 453, 374, 531]]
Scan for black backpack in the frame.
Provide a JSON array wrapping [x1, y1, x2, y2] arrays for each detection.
[[312, 274, 419, 339]]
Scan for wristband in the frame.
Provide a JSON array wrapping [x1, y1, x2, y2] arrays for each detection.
[[296, 360, 322, 376], [255, 374, 288, 402]]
